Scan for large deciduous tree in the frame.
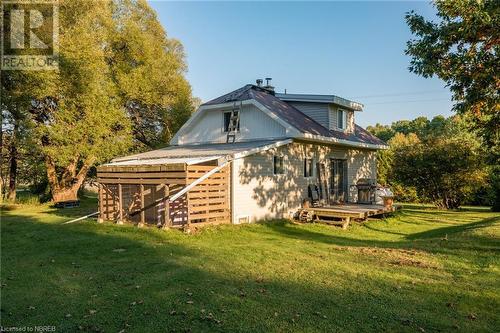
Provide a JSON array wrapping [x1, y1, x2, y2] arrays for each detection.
[[28, 0, 131, 202], [110, 0, 194, 149], [405, 0, 499, 158], [12, 0, 194, 202]]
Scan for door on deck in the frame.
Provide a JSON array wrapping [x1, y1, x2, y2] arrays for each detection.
[[330, 159, 348, 203]]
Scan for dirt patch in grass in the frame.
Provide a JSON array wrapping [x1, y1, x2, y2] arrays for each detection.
[[333, 245, 441, 269]]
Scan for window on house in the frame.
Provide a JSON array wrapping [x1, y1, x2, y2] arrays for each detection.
[[273, 155, 284, 175], [223, 111, 240, 132], [304, 158, 314, 177], [337, 109, 345, 129]]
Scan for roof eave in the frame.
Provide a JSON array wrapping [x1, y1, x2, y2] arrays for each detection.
[[297, 133, 389, 150], [275, 93, 364, 111]]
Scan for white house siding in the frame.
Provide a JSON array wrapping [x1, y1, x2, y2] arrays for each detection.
[[288, 102, 329, 128], [231, 141, 377, 223], [176, 104, 287, 144], [346, 111, 355, 132]]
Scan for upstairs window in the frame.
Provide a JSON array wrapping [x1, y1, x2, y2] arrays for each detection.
[[337, 109, 345, 130], [223, 111, 240, 132], [273, 155, 284, 175], [304, 158, 314, 177]]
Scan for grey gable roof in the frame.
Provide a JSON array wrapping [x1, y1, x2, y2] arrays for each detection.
[[203, 85, 387, 147]]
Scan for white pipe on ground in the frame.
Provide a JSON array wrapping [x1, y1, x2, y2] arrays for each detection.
[[63, 211, 99, 224]]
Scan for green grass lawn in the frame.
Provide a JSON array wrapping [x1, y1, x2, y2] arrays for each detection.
[[1, 200, 499, 332]]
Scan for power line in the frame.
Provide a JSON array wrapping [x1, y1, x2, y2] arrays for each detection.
[[350, 90, 447, 99], [366, 98, 451, 105]]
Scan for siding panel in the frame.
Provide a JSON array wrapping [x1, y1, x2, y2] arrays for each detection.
[[178, 105, 286, 144], [288, 102, 329, 129], [232, 142, 377, 222]]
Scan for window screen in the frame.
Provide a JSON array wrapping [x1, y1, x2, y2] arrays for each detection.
[[223, 112, 240, 132], [337, 110, 344, 129]]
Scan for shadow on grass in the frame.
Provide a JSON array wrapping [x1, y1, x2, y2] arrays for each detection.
[[45, 197, 100, 220], [258, 214, 499, 255], [406, 216, 500, 240], [2, 207, 499, 332]]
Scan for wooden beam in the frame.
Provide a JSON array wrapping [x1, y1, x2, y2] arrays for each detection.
[[162, 184, 170, 229], [117, 184, 123, 224], [98, 183, 104, 223], [139, 184, 145, 227], [98, 178, 186, 185], [97, 163, 186, 173], [98, 172, 187, 179], [170, 162, 228, 202]]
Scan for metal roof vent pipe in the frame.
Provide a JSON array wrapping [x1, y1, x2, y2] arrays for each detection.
[[263, 77, 275, 94], [256, 79, 263, 87]]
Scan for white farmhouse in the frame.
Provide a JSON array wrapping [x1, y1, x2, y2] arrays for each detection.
[[97, 81, 388, 227]]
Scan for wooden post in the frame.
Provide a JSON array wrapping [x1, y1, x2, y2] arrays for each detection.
[[162, 184, 170, 229], [185, 193, 190, 231], [98, 183, 104, 223], [342, 216, 350, 230], [117, 183, 123, 224], [139, 184, 145, 227]]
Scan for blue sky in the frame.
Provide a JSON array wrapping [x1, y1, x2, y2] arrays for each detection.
[[149, 1, 453, 127]]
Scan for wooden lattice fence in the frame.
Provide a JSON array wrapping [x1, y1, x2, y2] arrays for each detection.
[[97, 163, 230, 227]]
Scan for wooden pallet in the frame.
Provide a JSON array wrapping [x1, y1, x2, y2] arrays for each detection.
[[297, 204, 397, 229]]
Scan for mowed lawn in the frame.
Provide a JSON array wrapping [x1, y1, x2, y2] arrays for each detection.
[[1, 199, 499, 332]]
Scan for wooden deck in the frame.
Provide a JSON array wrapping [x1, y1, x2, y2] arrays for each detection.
[[297, 204, 398, 229]]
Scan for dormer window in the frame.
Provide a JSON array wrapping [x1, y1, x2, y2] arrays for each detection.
[[337, 109, 346, 130], [223, 111, 240, 132]]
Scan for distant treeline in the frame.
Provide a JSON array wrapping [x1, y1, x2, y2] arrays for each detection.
[[367, 115, 498, 209]]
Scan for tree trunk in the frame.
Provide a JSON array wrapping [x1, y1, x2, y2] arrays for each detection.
[[52, 187, 79, 202], [7, 130, 17, 202], [46, 155, 95, 202]]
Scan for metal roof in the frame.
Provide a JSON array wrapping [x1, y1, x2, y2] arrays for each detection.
[[275, 93, 363, 111], [103, 156, 221, 167], [202, 85, 386, 148], [109, 139, 293, 165]]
